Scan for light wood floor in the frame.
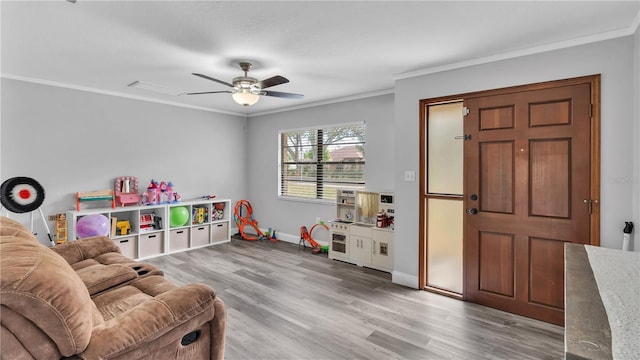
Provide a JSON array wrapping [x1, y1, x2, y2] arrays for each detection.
[[146, 239, 564, 360]]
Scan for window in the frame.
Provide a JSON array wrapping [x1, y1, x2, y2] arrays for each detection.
[[279, 123, 365, 201]]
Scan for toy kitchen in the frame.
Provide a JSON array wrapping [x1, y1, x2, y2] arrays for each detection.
[[329, 189, 395, 272]]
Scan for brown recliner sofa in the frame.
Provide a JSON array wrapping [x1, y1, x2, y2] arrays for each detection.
[[0, 216, 226, 359]]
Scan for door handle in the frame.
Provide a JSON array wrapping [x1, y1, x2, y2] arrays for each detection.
[[468, 208, 478, 215]]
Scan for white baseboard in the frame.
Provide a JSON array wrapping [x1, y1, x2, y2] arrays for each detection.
[[392, 271, 419, 289], [270, 231, 299, 244], [231, 227, 300, 245]]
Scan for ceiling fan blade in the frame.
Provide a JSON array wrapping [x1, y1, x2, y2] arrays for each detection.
[[186, 91, 232, 95], [256, 75, 289, 89], [192, 73, 234, 88], [262, 90, 304, 99]]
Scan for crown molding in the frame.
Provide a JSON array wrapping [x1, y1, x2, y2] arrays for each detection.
[[247, 88, 395, 118], [393, 20, 639, 81], [0, 73, 247, 117]]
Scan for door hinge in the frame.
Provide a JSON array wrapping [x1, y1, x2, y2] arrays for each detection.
[[583, 199, 598, 214], [463, 106, 470, 116]]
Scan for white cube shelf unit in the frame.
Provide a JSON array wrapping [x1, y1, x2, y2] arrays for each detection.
[[67, 198, 231, 260]]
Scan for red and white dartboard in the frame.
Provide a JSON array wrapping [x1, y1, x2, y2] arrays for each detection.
[[0, 177, 46, 213]]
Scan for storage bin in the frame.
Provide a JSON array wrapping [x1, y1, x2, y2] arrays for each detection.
[[113, 236, 137, 259], [191, 225, 210, 247], [139, 232, 164, 258], [169, 228, 190, 251], [211, 222, 228, 243]]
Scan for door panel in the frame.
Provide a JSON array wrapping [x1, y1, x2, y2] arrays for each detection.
[[478, 232, 515, 297], [528, 237, 565, 309], [480, 141, 514, 214], [530, 139, 570, 218], [465, 80, 595, 325]]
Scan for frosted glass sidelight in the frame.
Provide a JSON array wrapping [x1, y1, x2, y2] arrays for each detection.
[[427, 102, 463, 195], [427, 198, 463, 294]]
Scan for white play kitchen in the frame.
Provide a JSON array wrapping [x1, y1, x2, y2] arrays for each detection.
[[329, 189, 394, 272]]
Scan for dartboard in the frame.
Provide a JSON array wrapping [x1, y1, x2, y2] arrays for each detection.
[[0, 177, 46, 213]]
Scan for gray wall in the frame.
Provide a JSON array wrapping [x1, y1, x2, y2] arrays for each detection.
[[393, 36, 637, 287], [1, 79, 247, 244], [2, 32, 637, 288], [246, 94, 395, 243]]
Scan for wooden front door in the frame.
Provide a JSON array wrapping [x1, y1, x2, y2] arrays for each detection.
[[463, 76, 599, 325]]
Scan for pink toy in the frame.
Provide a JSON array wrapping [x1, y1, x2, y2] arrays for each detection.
[[114, 176, 141, 206], [142, 179, 160, 205], [142, 179, 179, 205]]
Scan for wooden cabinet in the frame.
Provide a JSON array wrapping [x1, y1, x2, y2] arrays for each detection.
[[67, 198, 231, 260]]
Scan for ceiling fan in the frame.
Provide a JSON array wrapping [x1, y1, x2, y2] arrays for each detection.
[[187, 62, 304, 106]]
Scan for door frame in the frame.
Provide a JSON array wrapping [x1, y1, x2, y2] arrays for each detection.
[[418, 74, 601, 292]]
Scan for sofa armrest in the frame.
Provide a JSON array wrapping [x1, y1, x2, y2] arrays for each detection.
[[52, 236, 121, 264], [83, 284, 223, 359]]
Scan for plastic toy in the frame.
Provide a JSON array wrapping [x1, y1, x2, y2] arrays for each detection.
[[55, 213, 67, 244], [140, 214, 162, 232], [142, 179, 180, 205], [212, 202, 225, 221], [233, 200, 275, 242], [114, 176, 141, 206], [76, 189, 115, 211], [193, 207, 206, 224], [299, 223, 330, 254], [170, 206, 189, 227], [76, 214, 110, 238], [116, 220, 131, 235]]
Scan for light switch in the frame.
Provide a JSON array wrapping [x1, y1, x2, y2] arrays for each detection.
[[404, 170, 416, 182]]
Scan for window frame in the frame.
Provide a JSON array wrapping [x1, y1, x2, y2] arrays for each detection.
[[278, 122, 366, 204]]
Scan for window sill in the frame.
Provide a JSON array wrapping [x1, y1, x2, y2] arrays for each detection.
[[277, 196, 335, 206]]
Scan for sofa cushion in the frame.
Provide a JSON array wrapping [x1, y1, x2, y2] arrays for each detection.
[[0, 234, 94, 356]]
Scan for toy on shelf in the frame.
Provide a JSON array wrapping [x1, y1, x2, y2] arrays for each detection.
[[192, 207, 207, 225], [142, 179, 180, 205], [114, 176, 141, 207], [76, 189, 115, 211], [116, 220, 131, 236], [76, 214, 110, 238], [140, 213, 162, 232], [212, 202, 225, 221]]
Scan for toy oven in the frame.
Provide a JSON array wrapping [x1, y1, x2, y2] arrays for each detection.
[[331, 231, 347, 254]]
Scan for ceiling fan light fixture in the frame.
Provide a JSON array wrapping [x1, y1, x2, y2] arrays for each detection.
[[232, 91, 260, 106]]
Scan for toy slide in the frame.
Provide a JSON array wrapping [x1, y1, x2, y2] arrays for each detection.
[[300, 223, 329, 254], [234, 200, 276, 242]]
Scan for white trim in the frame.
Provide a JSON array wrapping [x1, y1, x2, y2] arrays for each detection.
[[392, 270, 419, 289], [248, 89, 395, 117], [277, 120, 365, 135], [393, 25, 639, 81], [0, 73, 246, 117]]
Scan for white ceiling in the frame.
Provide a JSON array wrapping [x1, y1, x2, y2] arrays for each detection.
[[2, 1, 639, 116]]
